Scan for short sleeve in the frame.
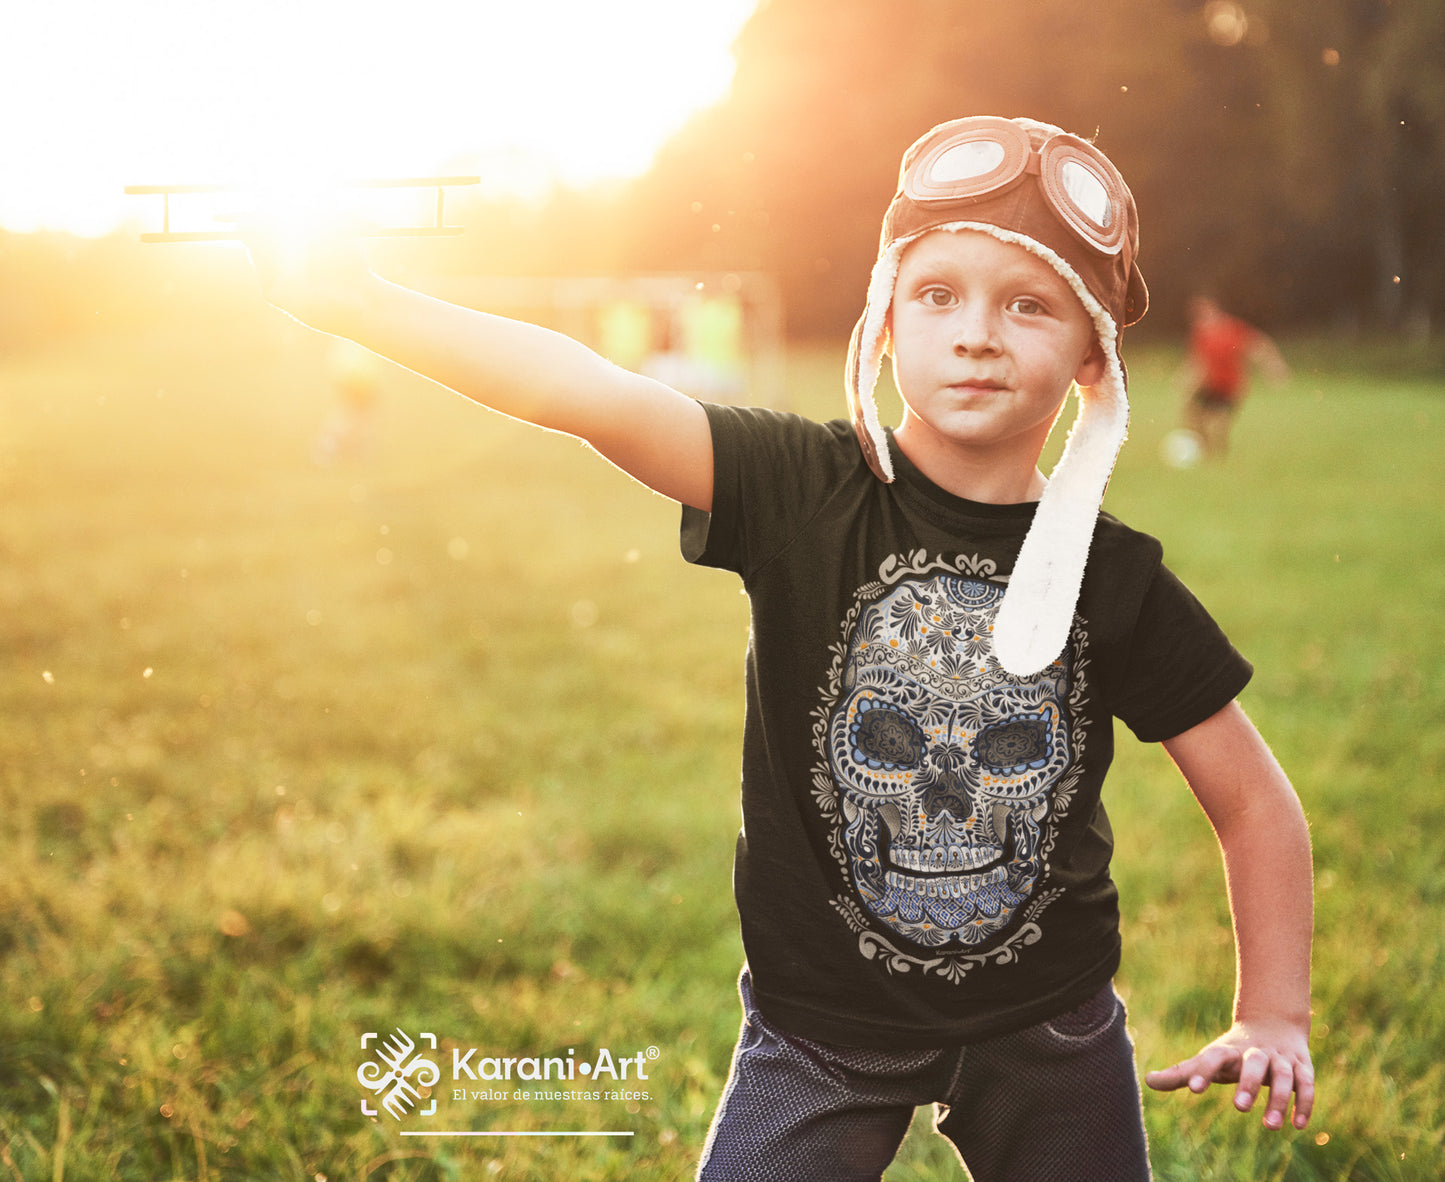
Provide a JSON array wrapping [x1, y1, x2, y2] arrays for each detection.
[[1109, 563, 1253, 743], [681, 402, 862, 578]]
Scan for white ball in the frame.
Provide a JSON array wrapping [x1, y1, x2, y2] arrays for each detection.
[[1162, 429, 1203, 469]]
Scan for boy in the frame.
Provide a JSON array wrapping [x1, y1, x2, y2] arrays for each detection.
[[246, 116, 1314, 1180]]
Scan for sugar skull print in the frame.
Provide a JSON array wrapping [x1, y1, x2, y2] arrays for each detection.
[[825, 572, 1073, 949]]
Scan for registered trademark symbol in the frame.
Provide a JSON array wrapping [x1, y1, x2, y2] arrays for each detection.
[[646, 1046, 660, 1060]]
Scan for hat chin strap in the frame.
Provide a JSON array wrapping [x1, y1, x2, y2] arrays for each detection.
[[847, 223, 1129, 677]]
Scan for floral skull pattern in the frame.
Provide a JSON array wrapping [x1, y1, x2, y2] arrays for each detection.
[[826, 574, 1072, 948]]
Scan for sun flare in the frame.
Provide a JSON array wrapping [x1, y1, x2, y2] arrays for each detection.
[[1, 0, 757, 236]]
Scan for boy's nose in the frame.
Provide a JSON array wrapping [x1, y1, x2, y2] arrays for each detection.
[[952, 305, 1001, 356]]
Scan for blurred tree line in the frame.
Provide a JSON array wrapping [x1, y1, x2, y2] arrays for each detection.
[[4, 0, 1441, 349], [451, 0, 1445, 341]]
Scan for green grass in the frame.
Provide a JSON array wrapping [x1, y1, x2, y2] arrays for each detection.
[[2, 304, 1442, 1180]]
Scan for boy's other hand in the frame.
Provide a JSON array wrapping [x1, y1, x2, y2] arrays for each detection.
[[1144, 1018, 1314, 1130]]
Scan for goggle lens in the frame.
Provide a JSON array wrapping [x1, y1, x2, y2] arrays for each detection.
[[932, 139, 1007, 184], [1059, 159, 1112, 230]]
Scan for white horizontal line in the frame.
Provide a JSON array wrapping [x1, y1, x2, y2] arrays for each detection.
[[404, 1121, 635, 1132]]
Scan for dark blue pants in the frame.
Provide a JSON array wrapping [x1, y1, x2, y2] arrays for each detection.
[[698, 968, 1151, 1182]]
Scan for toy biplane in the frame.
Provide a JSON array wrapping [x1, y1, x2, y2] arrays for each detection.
[[124, 175, 480, 242]]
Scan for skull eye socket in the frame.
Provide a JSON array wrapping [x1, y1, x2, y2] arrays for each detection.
[[974, 718, 1050, 773], [851, 704, 925, 770]]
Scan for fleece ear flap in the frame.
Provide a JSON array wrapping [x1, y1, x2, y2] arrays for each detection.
[[991, 368, 1129, 676], [845, 315, 893, 482], [845, 244, 905, 484]]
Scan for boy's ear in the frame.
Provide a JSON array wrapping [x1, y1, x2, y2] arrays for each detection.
[[1074, 340, 1107, 388]]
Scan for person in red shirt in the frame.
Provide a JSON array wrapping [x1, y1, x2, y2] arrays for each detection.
[[1181, 296, 1289, 457]]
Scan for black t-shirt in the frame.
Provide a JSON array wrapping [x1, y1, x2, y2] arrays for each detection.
[[680, 404, 1252, 1048]]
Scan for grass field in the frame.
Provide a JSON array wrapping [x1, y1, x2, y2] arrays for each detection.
[[2, 288, 1443, 1180]]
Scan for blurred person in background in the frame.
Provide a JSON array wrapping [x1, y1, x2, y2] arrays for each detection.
[[1179, 295, 1290, 459], [313, 337, 380, 464]]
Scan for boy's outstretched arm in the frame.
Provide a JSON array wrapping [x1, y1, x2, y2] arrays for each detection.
[[1146, 701, 1315, 1131], [246, 227, 714, 511]]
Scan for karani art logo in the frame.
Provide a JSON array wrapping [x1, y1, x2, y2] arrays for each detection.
[[358, 1029, 441, 1120]]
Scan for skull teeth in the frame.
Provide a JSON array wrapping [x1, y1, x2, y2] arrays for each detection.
[[885, 866, 1007, 897], [889, 844, 999, 873]]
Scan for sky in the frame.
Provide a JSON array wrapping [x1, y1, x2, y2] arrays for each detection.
[[0, 0, 758, 236]]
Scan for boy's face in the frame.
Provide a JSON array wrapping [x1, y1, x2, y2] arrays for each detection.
[[888, 230, 1104, 475]]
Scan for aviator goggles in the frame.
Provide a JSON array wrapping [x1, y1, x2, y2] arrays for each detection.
[[881, 116, 1148, 327]]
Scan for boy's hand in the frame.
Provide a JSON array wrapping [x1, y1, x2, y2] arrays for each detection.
[[234, 209, 377, 336], [1145, 1017, 1314, 1131]]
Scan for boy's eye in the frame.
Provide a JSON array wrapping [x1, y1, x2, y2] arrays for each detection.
[[924, 287, 955, 307], [1009, 297, 1045, 315]]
